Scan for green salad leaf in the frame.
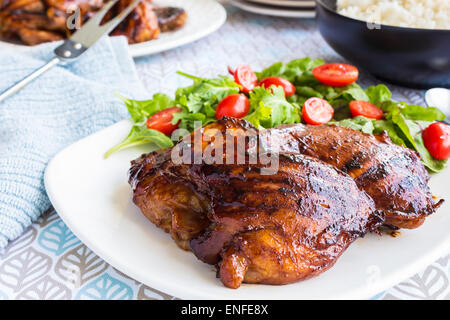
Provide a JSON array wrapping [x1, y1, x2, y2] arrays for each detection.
[[330, 116, 374, 134], [256, 57, 324, 84], [105, 124, 173, 158], [332, 99, 448, 172], [246, 86, 300, 128], [116, 93, 175, 125], [366, 84, 392, 105]]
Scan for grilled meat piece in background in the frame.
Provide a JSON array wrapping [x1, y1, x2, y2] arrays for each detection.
[[260, 124, 443, 229], [129, 118, 384, 288], [0, 0, 187, 45], [153, 6, 186, 32], [104, 0, 160, 44]]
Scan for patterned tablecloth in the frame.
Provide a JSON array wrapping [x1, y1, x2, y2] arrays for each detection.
[[0, 2, 449, 300]]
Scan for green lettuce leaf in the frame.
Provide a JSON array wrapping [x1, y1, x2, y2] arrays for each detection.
[[244, 103, 272, 129], [104, 124, 174, 158], [116, 93, 175, 125], [248, 86, 300, 128], [256, 57, 324, 83], [330, 116, 375, 133], [404, 120, 447, 172], [175, 72, 240, 113], [366, 84, 392, 105]]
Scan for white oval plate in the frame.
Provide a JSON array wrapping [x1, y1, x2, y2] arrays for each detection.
[[0, 0, 226, 58], [230, 0, 315, 18], [247, 0, 316, 8], [45, 119, 450, 300]]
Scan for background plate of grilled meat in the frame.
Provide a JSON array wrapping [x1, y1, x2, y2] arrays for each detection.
[[0, 0, 227, 58], [44, 119, 450, 299]]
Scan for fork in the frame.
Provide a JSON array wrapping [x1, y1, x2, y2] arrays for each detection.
[[0, 0, 142, 103]]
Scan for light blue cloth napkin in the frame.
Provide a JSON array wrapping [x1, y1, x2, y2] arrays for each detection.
[[0, 36, 145, 249]]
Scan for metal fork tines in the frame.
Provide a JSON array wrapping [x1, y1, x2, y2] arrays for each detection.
[[0, 0, 142, 103], [69, 0, 141, 49]]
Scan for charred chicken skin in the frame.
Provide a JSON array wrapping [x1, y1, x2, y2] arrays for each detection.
[[260, 124, 443, 229], [129, 118, 384, 288]]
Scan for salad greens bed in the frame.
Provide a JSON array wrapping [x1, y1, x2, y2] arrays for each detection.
[[105, 57, 447, 172]]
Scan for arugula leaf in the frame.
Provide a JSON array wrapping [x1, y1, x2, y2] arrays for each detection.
[[248, 86, 300, 128], [104, 124, 174, 158], [116, 93, 175, 125]]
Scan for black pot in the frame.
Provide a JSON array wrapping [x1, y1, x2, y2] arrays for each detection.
[[315, 0, 450, 89]]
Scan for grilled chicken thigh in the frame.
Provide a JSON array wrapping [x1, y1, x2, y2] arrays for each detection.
[[260, 124, 442, 229], [0, 0, 185, 45], [129, 118, 383, 288]]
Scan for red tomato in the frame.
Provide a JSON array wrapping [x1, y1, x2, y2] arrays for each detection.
[[422, 122, 450, 160], [258, 76, 296, 97], [349, 100, 384, 120], [233, 65, 258, 93], [146, 107, 182, 136], [302, 97, 334, 125], [227, 66, 235, 76], [312, 63, 359, 87], [216, 94, 250, 120]]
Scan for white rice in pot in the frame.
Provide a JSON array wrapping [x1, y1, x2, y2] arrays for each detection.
[[336, 0, 450, 30]]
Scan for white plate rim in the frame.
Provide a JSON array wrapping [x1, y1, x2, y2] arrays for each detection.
[[0, 0, 227, 58], [230, 0, 316, 18], [44, 119, 450, 300], [246, 0, 316, 8]]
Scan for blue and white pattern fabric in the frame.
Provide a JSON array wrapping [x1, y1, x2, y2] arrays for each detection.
[[0, 36, 146, 249]]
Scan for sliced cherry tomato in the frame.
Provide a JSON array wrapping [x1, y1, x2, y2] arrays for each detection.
[[216, 94, 250, 120], [349, 100, 384, 120], [422, 122, 450, 160], [233, 65, 258, 93], [227, 66, 235, 76], [146, 107, 182, 136], [258, 76, 296, 97], [312, 63, 359, 87], [302, 97, 334, 125]]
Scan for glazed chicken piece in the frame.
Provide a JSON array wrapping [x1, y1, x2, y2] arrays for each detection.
[[108, 0, 159, 44], [259, 124, 443, 229], [1, 0, 45, 12], [153, 7, 186, 32], [0, 0, 186, 45], [129, 118, 383, 288]]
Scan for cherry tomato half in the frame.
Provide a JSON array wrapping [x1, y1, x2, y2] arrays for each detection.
[[312, 63, 359, 87], [302, 97, 334, 125], [258, 76, 296, 97], [349, 100, 384, 120], [216, 94, 250, 120], [422, 122, 450, 160], [233, 65, 258, 93], [146, 107, 182, 136]]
